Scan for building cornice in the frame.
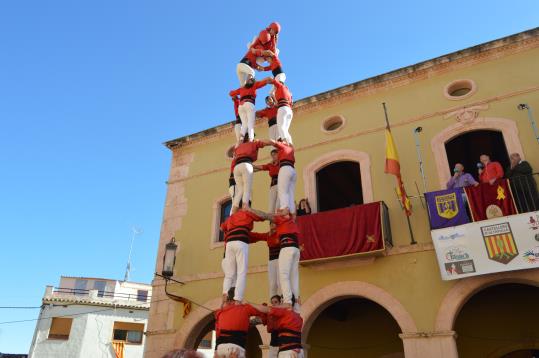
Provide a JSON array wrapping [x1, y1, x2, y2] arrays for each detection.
[[164, 27, 539, 150]]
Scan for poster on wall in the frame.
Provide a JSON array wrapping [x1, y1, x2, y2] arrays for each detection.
[[430, 210, 539, 281]]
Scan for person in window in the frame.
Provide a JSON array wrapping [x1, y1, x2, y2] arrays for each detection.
[[446, 163, 479, 189], [478, 154, 504, 185], [296, 199, 311, 216], [506, 153, 539, 212]]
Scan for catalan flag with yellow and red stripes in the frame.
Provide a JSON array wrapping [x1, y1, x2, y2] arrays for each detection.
[[384, 128, 412, 216]]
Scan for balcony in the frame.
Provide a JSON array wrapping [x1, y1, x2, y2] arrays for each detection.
[[429, 174, 539, 281], [297, 201, 392, 267]]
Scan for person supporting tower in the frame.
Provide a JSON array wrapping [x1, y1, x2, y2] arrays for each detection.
[[232, 96, 242, 142], [254, 149, 280, 213], [229, 76, 272, 142], [261, 139, 296, 215], [232, 137, 268, 212], [215, 288, 265, 358], [273, 212, 301, 310], [220, 208, 269, 303], [272, 77, 293, 144], [256, 96, 279, 141], [250, 299, 304, 358], [236, 22, 281, 86]]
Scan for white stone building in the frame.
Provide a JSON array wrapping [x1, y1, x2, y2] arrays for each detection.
[[28, 276, 151, 358]]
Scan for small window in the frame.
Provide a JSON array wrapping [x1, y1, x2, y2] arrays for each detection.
[[74, 279, 88, 296], [48, 317, 73, 340], [321, 116, 346, 133], [113, 322, 145, 344], [218, 199, 232, 242], [93, 281, 106, 297], [137, 290, 148, 302], [444, 79, 476, 100]]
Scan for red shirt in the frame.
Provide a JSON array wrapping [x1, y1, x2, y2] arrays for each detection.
[[261, 162, 280, 177], [243, 30, 277, 65], [220, 210, 264, 243], [230, 80, 268, 105], [273, 141, 295, 164], [215, 304, 263, 336], [234, 140, 265, 162], [273, 215, 300, 237], [272, 79, 292, 107], [260, 55, 282, 72], [249, 231, 268, 244], [269, 307, 303, 350], [479, 161, 504, 183], [256, 106, 278, 123]]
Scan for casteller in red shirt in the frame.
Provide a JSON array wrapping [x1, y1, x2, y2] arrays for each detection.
[[230, 79, 270, 106], [272, 79, 292, 108], [220, 210, 264, 244], [272, 141, 295, 166], [234, 140, 265, 163], [269, 307, 303, 353], [215, 303, 264, 349]]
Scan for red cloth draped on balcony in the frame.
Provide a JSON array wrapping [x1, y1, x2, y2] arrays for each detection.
[[464, 179, 517, 221], [296, 202, 383, 261]]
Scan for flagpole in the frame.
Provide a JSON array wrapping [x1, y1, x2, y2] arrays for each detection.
[[384, 102, 417, 245]]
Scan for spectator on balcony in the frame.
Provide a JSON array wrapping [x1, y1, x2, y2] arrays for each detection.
[[478, 154, 504, 185], [446, 163, 478, 189], [506, 153, 539, 212], [296, 199, 312, 216]]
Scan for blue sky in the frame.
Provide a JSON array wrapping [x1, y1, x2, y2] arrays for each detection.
[[0, 0, 537, 353]]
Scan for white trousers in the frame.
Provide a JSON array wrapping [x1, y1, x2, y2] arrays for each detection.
[[268, 184, 280, 213], [234, 123, 242, 142], [279, 246, 300, 305], [278, 349, 304, 358], [268, 258, 281, 298], [238, 102, 256, 141], [233, 162, 253, 208], [269, 124, 279, 141], [236, 62, 255, 87], [229, 184, 236, 201], [277, 106, 293, 144], [277, 166, 296, 214], [269, 346, 280, 358], [216, 343, 246, 358], [222, 241, 249, 301]]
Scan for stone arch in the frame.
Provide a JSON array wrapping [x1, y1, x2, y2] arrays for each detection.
[[174, 297, 270, 349], [434, 270, 539, 332], [301, 281, 417, 344], [303, 150, 373, 213], [431, 117, 524, 189]]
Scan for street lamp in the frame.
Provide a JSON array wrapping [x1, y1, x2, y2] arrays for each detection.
[[162, 237, 178, 278], [155, 237, 184, 285]]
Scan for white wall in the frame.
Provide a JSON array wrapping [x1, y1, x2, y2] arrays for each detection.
[[29, 304, 148, 358]]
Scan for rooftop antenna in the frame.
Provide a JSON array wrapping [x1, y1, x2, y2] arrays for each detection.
[[124, 227, 143, 282]]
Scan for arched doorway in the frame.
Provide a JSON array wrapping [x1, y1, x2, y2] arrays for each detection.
[[454, 283, 539, 358], [189, 313, 263, 358], [445, 130, 510, 181], [315, 161, 363, 212], [306, 297, 404, 358]]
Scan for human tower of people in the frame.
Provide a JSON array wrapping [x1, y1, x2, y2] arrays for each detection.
[[215, 22, 304, 358]]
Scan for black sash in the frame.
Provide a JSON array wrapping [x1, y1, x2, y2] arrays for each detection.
[[278, 328, 302, 352], [236, 157, 253, 165], [280, 234, 299, 249], [226, 226, 250, 244], [280, 160, 294, 168], [216, 329, 247, 349]]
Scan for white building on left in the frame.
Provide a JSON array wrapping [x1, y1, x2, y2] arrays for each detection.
[[29, 276, 152, 358]]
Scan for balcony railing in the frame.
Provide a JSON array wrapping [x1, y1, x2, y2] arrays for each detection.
[[50, 287, 151, 303]]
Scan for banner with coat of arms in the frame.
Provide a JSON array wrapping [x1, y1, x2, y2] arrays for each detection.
[[425, 188, 470, 229], [431, 210, 539, 280], [465, 179, 517, 222]]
